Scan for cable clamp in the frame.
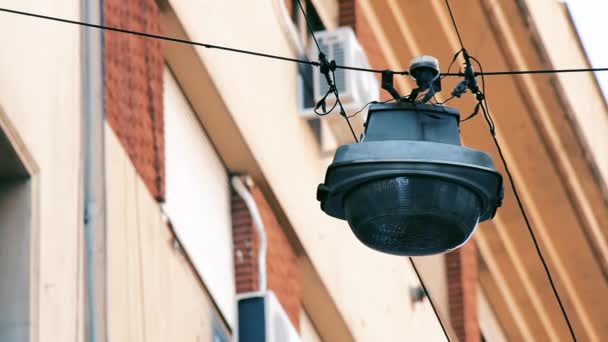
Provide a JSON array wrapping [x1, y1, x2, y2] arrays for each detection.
[[318, 53, 336, 85], [315, 53, 340, 115], [318, 53, 336, 74], [451, 49, 480, 98], [463, 49, 479, 93]]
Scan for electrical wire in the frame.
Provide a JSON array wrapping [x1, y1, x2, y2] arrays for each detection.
[[409, 257, 451, 341], [471, 57, 577, 341], [441, 67, 608, 77], [348, 100, 376, 118], [431, 95, 441, 106], [347, 97, 401, 118], [440, 49, 463, 81], [0, 6, 396, 75], [294, 0, 321, 53], [445, 0, 465, 51], [476, 67, 608, 76], [0, 7, 321, 66], [434, 95, 456, 106], [0, 6, 387, 75], [335, 90, 359, 142], [331, 71, 359, 141], [480, 101, 580, 341], [295, 0, 358, 142], [2, 6, 604, 79], [469, 56, 494, 131], [443, 0, 578, 338]]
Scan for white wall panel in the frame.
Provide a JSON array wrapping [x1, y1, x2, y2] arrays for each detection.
[[163, 69, 235, 326]]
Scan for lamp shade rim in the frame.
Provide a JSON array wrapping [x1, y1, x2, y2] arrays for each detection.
[[331, 140, 497, 170]]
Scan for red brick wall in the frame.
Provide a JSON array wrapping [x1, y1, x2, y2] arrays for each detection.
[[231, 182, 301, 330], [232, 190, 260, 294], [285, 0, 293, 20], [339, 0, 356, 31], [446, 242, 480, 342], [104, 0, 165, 201], [354, 1, 390, 101]]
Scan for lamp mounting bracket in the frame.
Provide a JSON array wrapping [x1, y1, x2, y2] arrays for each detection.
[[382, 70, 403, 102]]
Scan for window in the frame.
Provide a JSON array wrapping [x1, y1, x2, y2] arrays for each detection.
[[163, 68, 235, 327], [0, 124, 31, 341], [212, 312, 230, 342]]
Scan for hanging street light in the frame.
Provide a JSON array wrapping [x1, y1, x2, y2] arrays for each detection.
[[316, 56, 504, 256]]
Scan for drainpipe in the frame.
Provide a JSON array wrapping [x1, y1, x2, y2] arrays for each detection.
[[82, 0, 107, 341], [231, 175, 267, 292]]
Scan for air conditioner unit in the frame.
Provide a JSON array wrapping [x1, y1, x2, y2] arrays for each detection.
[[299, 27, 380, 146], [237, 291, 300, 342]]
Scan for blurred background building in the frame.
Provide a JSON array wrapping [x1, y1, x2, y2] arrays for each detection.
[[0, 0, 606, 341]]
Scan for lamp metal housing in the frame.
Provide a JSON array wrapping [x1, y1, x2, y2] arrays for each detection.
[[317, 102, 503, 256]]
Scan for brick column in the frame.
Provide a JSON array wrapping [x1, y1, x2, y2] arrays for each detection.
[[354, 1, 391, 101], [285, 0, 293, 20], [446, 242, 480, 342], [231, 182, 301, 330], [338, 0, 356, 31], [104, 0, 165, 201]]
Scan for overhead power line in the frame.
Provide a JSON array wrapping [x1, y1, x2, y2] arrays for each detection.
[[0, 7, 318, 66], [294, 0, 359, 143], [1, 7, 607, 79], [444, 0, 578, 340], [474, 58, 579, 340], [409, 258, 451, 341], [445, 0, 465, 51], [441, 67, 608, 77], [0, 7, 391, 74], [295, 0, 321, 54], [478, 67, 608, 75]]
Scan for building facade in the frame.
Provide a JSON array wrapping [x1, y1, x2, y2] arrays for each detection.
[[0, 0, 606, 341]]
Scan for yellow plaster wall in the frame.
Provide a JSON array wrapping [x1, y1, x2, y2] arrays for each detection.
[[0, 1, 82, 341]]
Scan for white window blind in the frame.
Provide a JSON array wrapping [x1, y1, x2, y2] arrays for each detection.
[[164, 68, 235, 327]]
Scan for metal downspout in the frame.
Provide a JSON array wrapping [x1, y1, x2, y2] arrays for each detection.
[[82, 0, 107, 340]]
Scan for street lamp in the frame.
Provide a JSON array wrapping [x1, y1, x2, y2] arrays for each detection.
[[317, 100, 503, 256]]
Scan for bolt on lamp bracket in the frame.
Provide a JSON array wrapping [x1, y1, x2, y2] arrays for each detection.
[[382, 61, 443, 103], [382, 70, 403, 102]]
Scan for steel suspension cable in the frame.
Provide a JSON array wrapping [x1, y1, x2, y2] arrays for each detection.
[[444, 0, 578, 339]]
